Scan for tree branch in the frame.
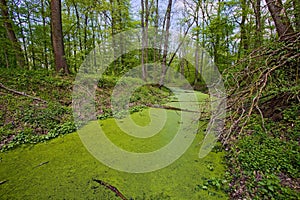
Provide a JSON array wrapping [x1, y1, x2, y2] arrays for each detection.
[[92, 179, 127, 200], [0, 83, 47, 103]]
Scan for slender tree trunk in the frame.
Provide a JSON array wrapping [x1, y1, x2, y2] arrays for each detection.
[[73, 1, 83, 60], [253, 0, 262, 47], [50, 0, 69, 74], [159, 0, 172, 86], [141, 0, 149, 81], [109, 0, 117, 74], [265, 0, 294, 39], [238, 0, 248, 59], [41, 0, 49, 69], [0, 0, 25, 68], [200, 0, 206, 75], [26, 6, 36, 69], [116, 0, 124, 67], [84, 11, 88, 53], [194, 3, 200, 86], [15, 4, 29, 67]]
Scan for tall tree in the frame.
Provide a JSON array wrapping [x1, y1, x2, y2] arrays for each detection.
[[265, 0, 294, 39], [141, 0, 150, 81], [159, 0, 172, 86], [238, 0, 249, 58], [51, 0, 69, 74], [0, 0, 25, 68], [251, 0, 262, 47]]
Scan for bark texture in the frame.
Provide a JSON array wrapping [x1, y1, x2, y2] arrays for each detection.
[[51, 0, 69, 74], [0, 0, 25, 68], [265, 0, 294, 39]]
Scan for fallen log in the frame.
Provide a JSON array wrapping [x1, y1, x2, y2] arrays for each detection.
[[92, 178, 128, 200], [147, 104, 203, 113], [0, 82, 47, 103]]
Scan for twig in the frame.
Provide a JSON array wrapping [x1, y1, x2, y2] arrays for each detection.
[[222, 32, 300, 144], [0, 83, 47, 103], [92, 179, 127, 200], [33, 161, 49, 169], [0, 180, 8, 185]]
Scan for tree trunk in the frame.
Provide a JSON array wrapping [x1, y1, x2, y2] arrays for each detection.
[[41, 0, 49, 69], [194, 3, 200, 86], [265, 0, 294, 39], [159, 0, 172, 86], [109, 0, 117, 74], [26, 4, 36, 69], [252, 0, 262, 47], [238, 0, 248, 59], [50, 0, 69, 74], [15, 3, 29, 67], [153, 0, 159, 63], [84, 12, 88, 53], [0, 0, 25, 68], [141, 0, 149, 81]]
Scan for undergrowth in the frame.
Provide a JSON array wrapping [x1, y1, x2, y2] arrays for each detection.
[[0, 68, 172, 151], [224, 32, 300, 199], [227, 105, 300, 199]]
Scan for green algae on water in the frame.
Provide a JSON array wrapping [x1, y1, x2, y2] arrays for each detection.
[[0, 107, 227, 199]]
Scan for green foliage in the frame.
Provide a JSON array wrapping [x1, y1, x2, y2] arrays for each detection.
[[0, 68, 74, 150], [253, 174, 298, 199], [237, 133, 299, 177], [0, 68, 173, 151], [227, 108, 300, 199], [1, 122, 76, 152]]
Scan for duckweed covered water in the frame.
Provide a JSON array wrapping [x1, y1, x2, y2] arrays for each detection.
[[0, 93, 227, 199]]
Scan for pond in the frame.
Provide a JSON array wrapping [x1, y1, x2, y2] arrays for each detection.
[[0, 91, 227, 199]]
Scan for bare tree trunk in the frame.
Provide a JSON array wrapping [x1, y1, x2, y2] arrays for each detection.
[[159, 0, 172, 86], [265, 0, 294, 39], [26, 2, 36, 69], [0, 0, 25, 68], [141, 0, 149, 81], [72, 1, 83, 61], [194, 3, 200, 86], [41, 0, 49, 69], [238, 0, 248, 59], [153, 0, 159, 63], [109, 0, 117, 74], [252, 0, 262, 47], [51, 0, 69, 74], [116, 0, 124, 67], [84, 11, 88, 53], [15, 2, 29, 67]]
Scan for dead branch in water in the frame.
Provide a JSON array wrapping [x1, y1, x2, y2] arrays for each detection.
[[92, 178, 128, 200]]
